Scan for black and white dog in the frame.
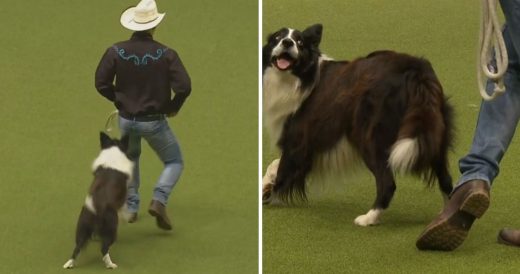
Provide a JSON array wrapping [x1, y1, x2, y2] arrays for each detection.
[[262, 24, 454, 226], [63, 132, 133, 269]]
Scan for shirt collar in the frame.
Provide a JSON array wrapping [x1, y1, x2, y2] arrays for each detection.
[[131, 31, 153, 41]]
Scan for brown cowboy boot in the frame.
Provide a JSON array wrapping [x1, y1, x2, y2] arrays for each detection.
[[416, 179, 490, 251], [498, 229, 520, 247], [148, 200, 172, 231]]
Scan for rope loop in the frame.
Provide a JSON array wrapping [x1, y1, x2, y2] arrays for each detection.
[[104, 110, 119, 134], [478, 0, 508, 101]]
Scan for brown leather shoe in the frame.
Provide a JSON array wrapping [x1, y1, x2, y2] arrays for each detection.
[[128, 212, 138, 223], [416, 179, 490, 251], [148, 200, 172, 231], [498, 228, 520, 247]]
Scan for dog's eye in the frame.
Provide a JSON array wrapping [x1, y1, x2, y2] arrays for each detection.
[[275, 35, 281, 41], [297, 40, 303, 46]]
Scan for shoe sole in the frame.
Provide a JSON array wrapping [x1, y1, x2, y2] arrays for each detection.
[[148, 209, 172, 231], [497, 231, 520, 247], [416, 191, 490, 251]]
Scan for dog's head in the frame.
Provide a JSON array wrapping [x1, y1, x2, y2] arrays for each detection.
[[93, 132, 133, 177], [100, 132, 130, 156], [263, 24, 323, 73]]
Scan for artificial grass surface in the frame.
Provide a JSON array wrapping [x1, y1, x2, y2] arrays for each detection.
[[263, 0, 520, 273], [0, 1, 258, 273]]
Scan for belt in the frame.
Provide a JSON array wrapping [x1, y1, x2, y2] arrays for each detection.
[[119, 112, 165, 122]]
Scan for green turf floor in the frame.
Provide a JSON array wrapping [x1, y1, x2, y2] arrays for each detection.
[[263, 0, 520, 273], [0, 1, 258, 273]]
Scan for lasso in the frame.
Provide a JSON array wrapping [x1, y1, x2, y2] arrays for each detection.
[[477, 0, 508, 101]]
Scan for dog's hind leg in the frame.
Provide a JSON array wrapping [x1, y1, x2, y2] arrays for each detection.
[[63, 208, 95, 269], [99, 209, 118, 269], [102, 253, 117, 269], [100, 234, 118, 269], [262, 159, 280, 204], [355, 159, 396, 226], [433, 160, 453, 204]]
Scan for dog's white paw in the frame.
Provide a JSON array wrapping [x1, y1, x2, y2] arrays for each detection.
[[119, 204, 132, 222], [262, 183, 274, 204], [105, 262, 118, 269], [354, 209, 382, 226], [262, 159, 280, 204], [103, 254, 118, 269], [354, 214, 378, 226], [63, 259, 75, 269]]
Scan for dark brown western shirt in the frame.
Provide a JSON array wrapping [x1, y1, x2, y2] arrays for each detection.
[[95, 32, 191, 117]]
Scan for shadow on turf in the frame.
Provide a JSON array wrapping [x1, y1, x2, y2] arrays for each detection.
[[264, 200, 435, 228]]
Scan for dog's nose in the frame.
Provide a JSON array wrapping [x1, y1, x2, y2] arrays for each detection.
[[282, 39, 294, 48]]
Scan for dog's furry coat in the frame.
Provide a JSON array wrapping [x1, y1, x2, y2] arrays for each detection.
[[262, 24, 454, 226]]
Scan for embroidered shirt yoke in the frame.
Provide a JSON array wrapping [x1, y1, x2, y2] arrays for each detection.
[[95, 31, 191, 116]]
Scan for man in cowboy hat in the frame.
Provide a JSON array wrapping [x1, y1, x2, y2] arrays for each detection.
[[95, 0, 191, 231]]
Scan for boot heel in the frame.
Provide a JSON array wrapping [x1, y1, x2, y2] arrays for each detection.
[[460, 192, 490, 218]]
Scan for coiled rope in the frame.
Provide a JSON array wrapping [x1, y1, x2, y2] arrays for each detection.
[[478, 0, 508, 101]]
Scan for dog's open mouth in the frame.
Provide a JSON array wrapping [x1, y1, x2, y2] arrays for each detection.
[[273, 53, 295, 71]]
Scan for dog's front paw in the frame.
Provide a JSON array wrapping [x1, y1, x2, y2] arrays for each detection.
[[63, 259, 75, 269], [262, 159, 280, 205], [354, 209, 382, 226], [262, 184, 273, 204]]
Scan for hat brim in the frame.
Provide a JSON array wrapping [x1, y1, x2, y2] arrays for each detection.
[[120, 7, 165, 31]]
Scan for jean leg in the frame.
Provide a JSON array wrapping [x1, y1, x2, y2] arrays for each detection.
[[457, 25, 520, 189], [119, 117, 142, 212], [143, 120, 183, 205], [500, 0, 520, 59]]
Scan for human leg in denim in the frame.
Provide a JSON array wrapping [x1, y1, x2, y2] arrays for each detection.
[[119, 117, 183, 210], [118, 117, 143, 213], [456, 0, 520, 191], [141, 120, 183, 205]]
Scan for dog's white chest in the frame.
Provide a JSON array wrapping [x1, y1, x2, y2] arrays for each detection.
[[263, 68, 309, 146]]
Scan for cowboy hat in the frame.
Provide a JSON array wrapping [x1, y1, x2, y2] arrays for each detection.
[[120, 0, 165, 31]]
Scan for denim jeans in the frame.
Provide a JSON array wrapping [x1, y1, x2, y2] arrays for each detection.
[[456, 0, 520, 190], [119, 116, 184, 212]]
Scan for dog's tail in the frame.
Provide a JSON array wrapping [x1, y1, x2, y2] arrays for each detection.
[[388, 61, 453, 184]]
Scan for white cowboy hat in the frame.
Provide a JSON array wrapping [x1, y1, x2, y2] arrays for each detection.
[[120, 0, 165, 31]]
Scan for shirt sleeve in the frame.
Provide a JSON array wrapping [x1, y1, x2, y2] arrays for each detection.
[[94, 47, 117, 102], [168, 50, 192, 114]]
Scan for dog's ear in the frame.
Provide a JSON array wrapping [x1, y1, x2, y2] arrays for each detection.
[[266, 30, 278, 43], [119, 135, 130, 153], [302, 24, 323, 48], [262, 43, 273, 71], [266, 32, 274, 43], [100, 131, 112, 149]]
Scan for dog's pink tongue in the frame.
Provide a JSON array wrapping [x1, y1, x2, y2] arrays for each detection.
[[277, 58, 291, 70]]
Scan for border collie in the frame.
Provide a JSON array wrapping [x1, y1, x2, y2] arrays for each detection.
[[63, 132, 133, 269], [262, 24, 454, 226]]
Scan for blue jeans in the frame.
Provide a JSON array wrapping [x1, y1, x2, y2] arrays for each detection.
[[119, 116, 184, 213], [456, 0, 520, 190]]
